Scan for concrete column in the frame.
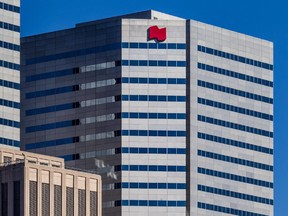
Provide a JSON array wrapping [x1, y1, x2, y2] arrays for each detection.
[[74, 174, 78, 216], [62, 173, 66, 215], [37, 167, 42, 216], [50, 170, 54, 216], [86, 177, 90, 216], [23, 166, 29, 216]]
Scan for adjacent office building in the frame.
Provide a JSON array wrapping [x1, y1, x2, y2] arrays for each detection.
[[20, 10, 274, 216], [0, 0, 20, 148], [0, 146, 102, 216]]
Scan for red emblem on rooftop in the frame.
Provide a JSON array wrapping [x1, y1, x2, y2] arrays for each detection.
[[148, 26, 166, 42]]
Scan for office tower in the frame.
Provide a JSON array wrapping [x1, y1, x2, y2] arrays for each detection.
[[20, 10, 274, 216], [0, 1, 20, 148], [0, 146, 102, 216]]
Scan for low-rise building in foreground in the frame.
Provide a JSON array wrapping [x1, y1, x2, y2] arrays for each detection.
[[0, 146, 102, 216]]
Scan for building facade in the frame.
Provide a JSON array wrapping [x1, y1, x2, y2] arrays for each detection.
[[0, 0, 20, 148], [20, 11, 274, 216], [0, 146, 102, 216]]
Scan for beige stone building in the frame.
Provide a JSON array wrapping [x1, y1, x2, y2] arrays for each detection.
[[0, 146, 102, 216]]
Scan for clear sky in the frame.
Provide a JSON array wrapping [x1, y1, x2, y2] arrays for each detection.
[[22, 0, 287, 214]]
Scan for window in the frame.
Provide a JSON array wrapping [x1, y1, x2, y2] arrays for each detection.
[[198, 45, 273, 70], [42, 183, 50, 216], [198, 132, 273, 154], [3, 156, 12, 165], [29, 181, 37, 216], [54, 185, 62, 216], [90, 191, 98, 216], [198, 167, 273, 188], [78, 189, 86, 216], [66, 187, 74, 216], [198, 115, 273, 138], [1, 183, 8, 216], [198, 202, 269, 216], [197, 62, 273, 87]]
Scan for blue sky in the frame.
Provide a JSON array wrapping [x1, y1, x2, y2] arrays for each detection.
[[22, 0, 287, 214]]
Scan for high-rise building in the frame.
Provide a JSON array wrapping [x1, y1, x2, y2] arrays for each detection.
[[0, 145, 102, 216], [20, 10, 274, 216], [0, 1, 20, 148]]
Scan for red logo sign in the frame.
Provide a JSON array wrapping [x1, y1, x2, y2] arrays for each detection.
[[148, 26, 166, 42]]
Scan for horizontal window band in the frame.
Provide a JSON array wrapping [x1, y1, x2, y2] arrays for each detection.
[[115, 200, 186, 207], [26, 95, 118, 116], [25, 43, 121, 65], [122, 42, 186, 50], [26, 120, 75, 133], [25, 137, 79, 150], [0, 40, 20, 52], [198, 167, 273, 188], [26, 76, 185, 99], [26, 68, 75, 82], [25, 112, 186, 133], [122, 95, 186, 102], [26, 67, 185, 84], [198, 45, 273, 71], [0, 117, 20, 128], [198, 80, 273, 104], [121, 112, 186, 119], [121, 77, 186, 84], [121, 130, 186, 137], [0, 98, 20, 109], [0, 137, 20, 147], [61, 147, 186, 161], [26, 103, 75, 116], [26, 85, 77, 99], [26, 78, 118, 99], [198, 62, 273, 87], [122, 60, 186, 67], [198, 97, 273, 121], [0, 21, 20, 32], [25, 97, 185, 117], [116, 182, 186, 190], [198, 115, 273, 138], [0, 59, 20, 71], [25, 42, 185, 65], [26, 77, 185, 99], [25, 130, 185, 150], [26, 113, 118, 133], [0, 2, 20, 13], [25, 67, 185, 87], [0, 79, 20, 90], [198, 132, 273, 154], [198, 185, 273, 205], [115, 165, 186, 172], [198, 150, 273, 171], [26, 130, 119, 149], [25, 93, 185, 116], [119, 147, 186, 154], [198, 202, 268, 216], [25, 61, 120, 82]]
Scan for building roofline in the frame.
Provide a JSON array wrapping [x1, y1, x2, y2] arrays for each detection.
[[21, 10, 185, 40], [76, 10, 184, 28], [21, 10, 272, 44]]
